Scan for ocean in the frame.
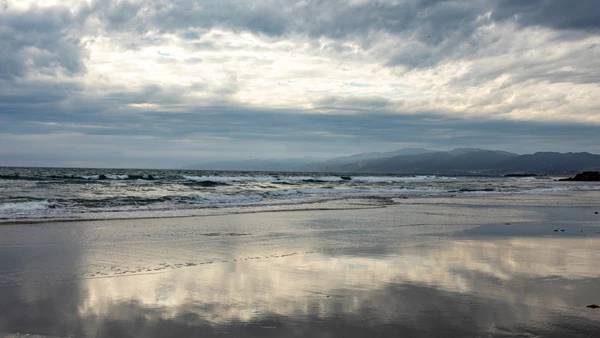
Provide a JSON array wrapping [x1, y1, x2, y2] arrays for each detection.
[[1, 166, 597, 224]]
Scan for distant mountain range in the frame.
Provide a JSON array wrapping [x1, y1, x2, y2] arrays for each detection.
[[184, 148, 600, 175]]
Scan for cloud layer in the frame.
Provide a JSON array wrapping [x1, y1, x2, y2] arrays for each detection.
[[1, 0, 599, 167]]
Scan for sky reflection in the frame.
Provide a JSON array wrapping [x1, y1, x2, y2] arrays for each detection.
[[2, 237, 599, 337]]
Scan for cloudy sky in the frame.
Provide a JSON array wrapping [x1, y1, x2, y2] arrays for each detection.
[[1, 0, 599, 168]]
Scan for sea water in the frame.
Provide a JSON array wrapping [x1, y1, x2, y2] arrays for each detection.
[[0, 167, 597, 223]]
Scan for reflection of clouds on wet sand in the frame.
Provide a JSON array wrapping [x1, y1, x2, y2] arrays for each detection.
[[3, 191, 600, 337], [0, 202, 545, 283], [2, 237, 600, 337], [62, 237, 600, 337], [401, 238, 600, 286]]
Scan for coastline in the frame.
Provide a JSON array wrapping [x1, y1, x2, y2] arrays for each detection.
[[1, 190, 600, 337], [2, 167, 596, 225]]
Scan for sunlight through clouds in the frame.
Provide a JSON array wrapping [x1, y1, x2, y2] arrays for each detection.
[[1, 0, 599, 166]]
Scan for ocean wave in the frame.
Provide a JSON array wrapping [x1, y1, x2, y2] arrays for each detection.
[[264, 187, 449, 198], [182, 175, 343, 183], [0, 174, 40, 181], [81, 174, 157, 180], [0, 201, 52, 213], [349, 176, 453, 183], [197, 194, 263, 204], [457, 188, 495, 192], [183, 175, 274, 183], [183, 180, 231, 187], [181, 174, 453, 184], [456, 186, 576, 196], [507, 176, 539, 182], [0, 174, 162, 181], [2, 167, 599, 223], [1, 171, 457, 184], [265, 189, 301, 196]]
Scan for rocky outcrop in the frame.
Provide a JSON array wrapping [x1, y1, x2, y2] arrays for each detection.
[[560, 171, 600, 181]]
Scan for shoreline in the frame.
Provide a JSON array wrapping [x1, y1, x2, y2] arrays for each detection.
[[2, 190, 599, 282], [1, 191, 600, 337], [2, 188, 599, 226]]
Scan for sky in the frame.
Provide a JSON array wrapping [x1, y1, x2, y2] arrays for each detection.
[[1, 0, 599, 168]]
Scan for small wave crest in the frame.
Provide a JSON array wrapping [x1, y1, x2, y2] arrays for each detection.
[[183, 175, 273, 183], [0, 174, 39, 181], [0, 201, 52, 213], [350, 175, 450, 183], [457, 188, 495, 192], [181, 174, 453, 184], [0, 174, 160, 181], [184, 180, 231, 187]]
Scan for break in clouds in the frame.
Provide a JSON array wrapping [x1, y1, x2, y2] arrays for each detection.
[[1, 0, 599, 167]]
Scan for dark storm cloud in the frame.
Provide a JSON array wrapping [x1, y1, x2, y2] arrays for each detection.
[[2, 95, 599, 154], [0, 5, 87, 79], [83, 0, 600, 41], [492, 0, 600, 31], [0, 78, 83, 102], [315, 96, 393, 111], [89, 0, 484, 41], [88, 0, 287, 37]]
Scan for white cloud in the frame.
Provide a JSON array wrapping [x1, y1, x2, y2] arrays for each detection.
[[1, 0, 599, 165]]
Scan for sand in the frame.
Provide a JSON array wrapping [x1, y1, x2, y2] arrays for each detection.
[[1, 191, 600, 337]]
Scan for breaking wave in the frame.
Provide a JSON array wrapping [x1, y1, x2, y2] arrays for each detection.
[[0, 166, 597, 223]]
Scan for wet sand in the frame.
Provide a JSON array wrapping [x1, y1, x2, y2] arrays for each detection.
[[1, 191, 600, 337]]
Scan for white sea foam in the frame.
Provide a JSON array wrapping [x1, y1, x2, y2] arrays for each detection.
[[105, 174, 129, 180], [508, 177, 539, 182], [3, 167, 599, 223], [182, 175, 455, 184], [0, 201, 51, 214], [197, 194, 264, 204], [521, 187, 571, 194], [350, 176, 450, 183], [458, 186, 580, 196], [183, 175, 274, 183], [266, 190, 301, 196], [567, 185, 600, 192], [285, 176, 344, 182], [264, 187, 449, 198], [80, 174, 129, 180]]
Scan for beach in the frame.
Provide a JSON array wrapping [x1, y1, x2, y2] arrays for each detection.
[[3, 0, 599, 335], [1, 191, 600, 337]]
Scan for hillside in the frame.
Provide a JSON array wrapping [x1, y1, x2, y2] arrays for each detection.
[[184, 149, 600, 175]]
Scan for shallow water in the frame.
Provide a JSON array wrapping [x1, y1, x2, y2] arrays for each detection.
[[1, 193, 600, 337], [1, 239, 599, 337]]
